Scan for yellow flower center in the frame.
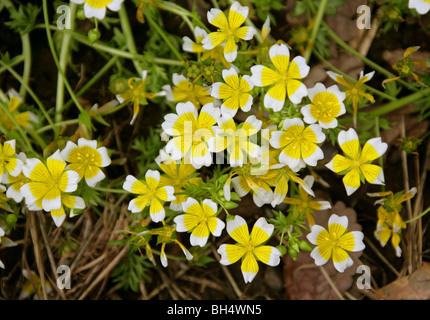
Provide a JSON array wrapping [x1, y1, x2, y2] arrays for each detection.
[[85, 0, 113, 9]]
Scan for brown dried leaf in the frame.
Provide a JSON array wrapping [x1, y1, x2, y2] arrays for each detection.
[[374, 262, 430, 300]]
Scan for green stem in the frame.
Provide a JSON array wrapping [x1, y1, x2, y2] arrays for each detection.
[[36, 119, 79, 134], [94, 186, 127, 194], [323, 22, 417, 92], [367, 86, 430, 118], [19, 33, 31, 100], [119, 5, 143, 75], [0, 60, 56, 135], [304, 0, 328, 63], [144, 12, 184, 62], [405, 206, 430, 224], [56, 2, 77, 123], [42, 0, 85, 121], [0, 54, 25, 74]]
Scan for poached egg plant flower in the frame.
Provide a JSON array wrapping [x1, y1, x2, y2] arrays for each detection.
[[61, 138, 111, 187], [301, 83, 346, 129], [218, 215, 281, 283], [0, 139, 23, 181], [174, 198, 225, 247], [326, 128, 388, 196], [202, 1, 256, 63], [307, 214, 365, 273], [71, 0, 124, 20], [123, 170, 175, 223], [408, 0, 430, 14], [251, 43, 310, 111]]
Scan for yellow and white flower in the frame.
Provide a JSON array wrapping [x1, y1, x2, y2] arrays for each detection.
[[270, 118, 325, 172], [174, 198, 225, 247], [20, 150, 82, 227], [156, 151, 202, 212], [210, 67, 254, 116], [0, 89, 39, 130], [202, 1, 256, 62], [301, 83, 346, 129], [3, 152, 30, 203], [251, 43, 309, 111], [0, 139, 23, 181], [208, 115, 262, 167], [326, 128, 387, 195], [218, 215, 281, 283], [123, 170, 175, 223], [162, 73, 214, 110], [70, 0, 124, 20], [61, 138, 111, 187], [409, 0, 430, 14], [307, 214, 365, 272], [161, 102, 220, 169], [0, 227, 5, 269]]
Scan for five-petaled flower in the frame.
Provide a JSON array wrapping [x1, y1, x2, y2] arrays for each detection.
[[61, 138, 111, 187], [0, 89, 39, 130], [270, 118, 325, 172], [123, 170, 175, 223], [307, 214, 365, 273], [327, 70, 375, 127], [209, 114, 262, 167], [20, 150, 82, 227], [162, 73, 214, 110], [301, 83, 346, 129], [162, 102, 220, 169], [174, 197, 225, 247], [251, 43, 309, 111], [0, 139, 23, 181], [116, 70, 165, 125], [211, 67, 254, 117], [326, 128, 387, 196], [202, 1, 256, 62], [218, 215, 281, 283], [283, 175, 331, 226], [71, 0, 124, 20]]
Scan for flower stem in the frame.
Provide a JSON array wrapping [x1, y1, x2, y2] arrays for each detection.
[[304, 0, 328, 63], [119, 5, 143, 75], [19, 33, 32, 101], [405, 206, 430, 224]]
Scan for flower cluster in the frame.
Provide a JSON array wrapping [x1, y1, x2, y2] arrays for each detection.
[[0, 138, 111, 227], [116, 1, 389, 281]]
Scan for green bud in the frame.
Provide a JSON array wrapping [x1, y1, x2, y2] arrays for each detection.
[[229, 192, 241, 202], [270, 112, 282, 123], [88, 28, 101, 45], [223, 201, 238, 210], [290, 241, 300, 253], [298, 240, 313, 252], [276, 245, 287, 257], [288, 247, 298, 260], [76, 8, 86, 20], [6, 214, 17, 226], [217, 189, 224, 197], [109, 75, 129, 95]]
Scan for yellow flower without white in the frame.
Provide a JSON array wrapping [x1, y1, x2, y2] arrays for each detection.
[[301, 83, 346, 129], [409, 0, 430, 14], [161, 102, 220, 169], [270, 118, 325, 172], [155, 151, 202, 212], [327, 70, 375, 127], [251, 43, 309, 111], [218, 215, 281, 283], [174, 197, 225, 247], [70, 0, 124, 20], [326, 128, 387, 196], [61, 138, 111, 187], [210, 67, 254, 117], [307, 214, 365, 273], [202, 1, 256, 63], [116, 70, 166, 125], [20, 150, 83, 227], [0, 139, 23, 181], [208, 114, 262, 167], [162, 73, 214, 110], [123, 170, 175, 223], [0, 89, 39, 130], [283, 175, 331, 226]]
